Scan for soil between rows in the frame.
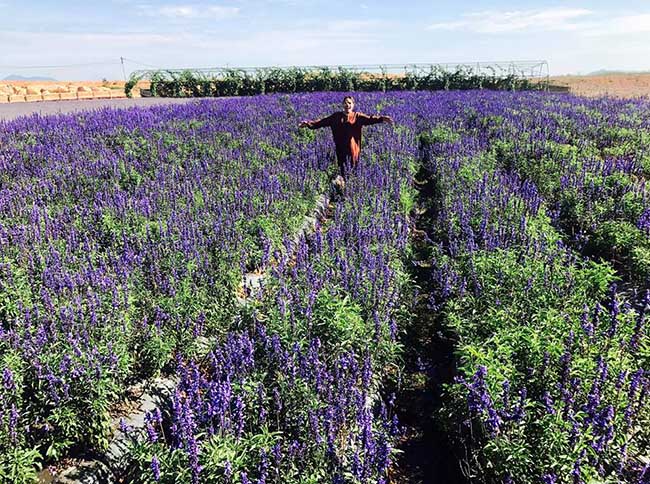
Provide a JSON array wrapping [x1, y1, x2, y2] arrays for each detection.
[[391, 166, 466, 484]]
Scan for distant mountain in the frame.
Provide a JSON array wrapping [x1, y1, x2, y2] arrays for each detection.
[[587, 69, 650, 76], [2, 74, 57, 81]]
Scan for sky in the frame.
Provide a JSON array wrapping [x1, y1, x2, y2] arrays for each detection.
[[1, 0, 649, 80]]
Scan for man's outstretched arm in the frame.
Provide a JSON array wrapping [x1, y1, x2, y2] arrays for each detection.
[[357, 113, 394, 126], [299, 114, 334, 129]]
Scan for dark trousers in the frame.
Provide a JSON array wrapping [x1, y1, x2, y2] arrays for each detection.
[[336, 153, 357, 178]]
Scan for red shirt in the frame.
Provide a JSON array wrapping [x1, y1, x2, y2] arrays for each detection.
[[307, 111, 383, 165]]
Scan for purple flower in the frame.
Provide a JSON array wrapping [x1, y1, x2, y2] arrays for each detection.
[[542, 474, 557, 484], [462, 366, 501, 435], [119, 417, 131, 434], [151, 455, 161, 481], [572, 457, 583, 484], [640, 463, 650, 483], [512, 387, 527, 422], [580, 305, 594, 338], [2, 367, 15, 391]]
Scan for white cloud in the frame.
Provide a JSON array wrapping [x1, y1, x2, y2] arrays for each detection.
[[0, 30, 186, 79], [323, 19, 382, 32], [159, 6, 197, 17], [429, 7, 593, 33], [428, 7, 650, 39], [0, 30, 181, 46], [205, 6, 240, 19], [582, 13, 650, 35], [0, 23, 382, 76], [150, 4, 240, 20]]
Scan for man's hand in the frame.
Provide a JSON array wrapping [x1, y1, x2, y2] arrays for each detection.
[[298, 121, 310, 129], [381, 115, 394, 125]]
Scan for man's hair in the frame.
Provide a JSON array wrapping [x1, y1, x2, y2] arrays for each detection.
[[343, 95, 354, 103]]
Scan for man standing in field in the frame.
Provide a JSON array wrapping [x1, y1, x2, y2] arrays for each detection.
[[299, 96, 393, 191]]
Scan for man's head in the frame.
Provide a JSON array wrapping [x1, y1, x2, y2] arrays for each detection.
[[342, 96, 355, 114]]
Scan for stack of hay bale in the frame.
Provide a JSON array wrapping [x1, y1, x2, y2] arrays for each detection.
[[0, 83, 132, 103]]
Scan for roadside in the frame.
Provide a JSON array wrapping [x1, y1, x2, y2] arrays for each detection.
[[0, 97, 203, 122]]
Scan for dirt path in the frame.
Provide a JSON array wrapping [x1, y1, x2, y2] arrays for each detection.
[[391, 163, 466, 484], [0, 97, 205, 122]]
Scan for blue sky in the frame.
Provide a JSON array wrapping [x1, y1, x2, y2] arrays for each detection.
[[1, 0, 649, 79]]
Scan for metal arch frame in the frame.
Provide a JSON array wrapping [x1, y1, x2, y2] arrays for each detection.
[[129, 60, 550, 88]]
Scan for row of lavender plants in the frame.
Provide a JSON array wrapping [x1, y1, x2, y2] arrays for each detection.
[[121, 91, 420, 483], [0, 97, 338, 479], [414, 91, 650, 482], [463, 93, 650, 285]]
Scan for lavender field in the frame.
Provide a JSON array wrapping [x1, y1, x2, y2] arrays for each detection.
[[1, 91, 650, 483]]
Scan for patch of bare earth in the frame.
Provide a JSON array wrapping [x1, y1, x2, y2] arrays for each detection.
[[549, 73, 650, 98]]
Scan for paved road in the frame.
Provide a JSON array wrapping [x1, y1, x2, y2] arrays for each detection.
[[0, 97, 206, 122]]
